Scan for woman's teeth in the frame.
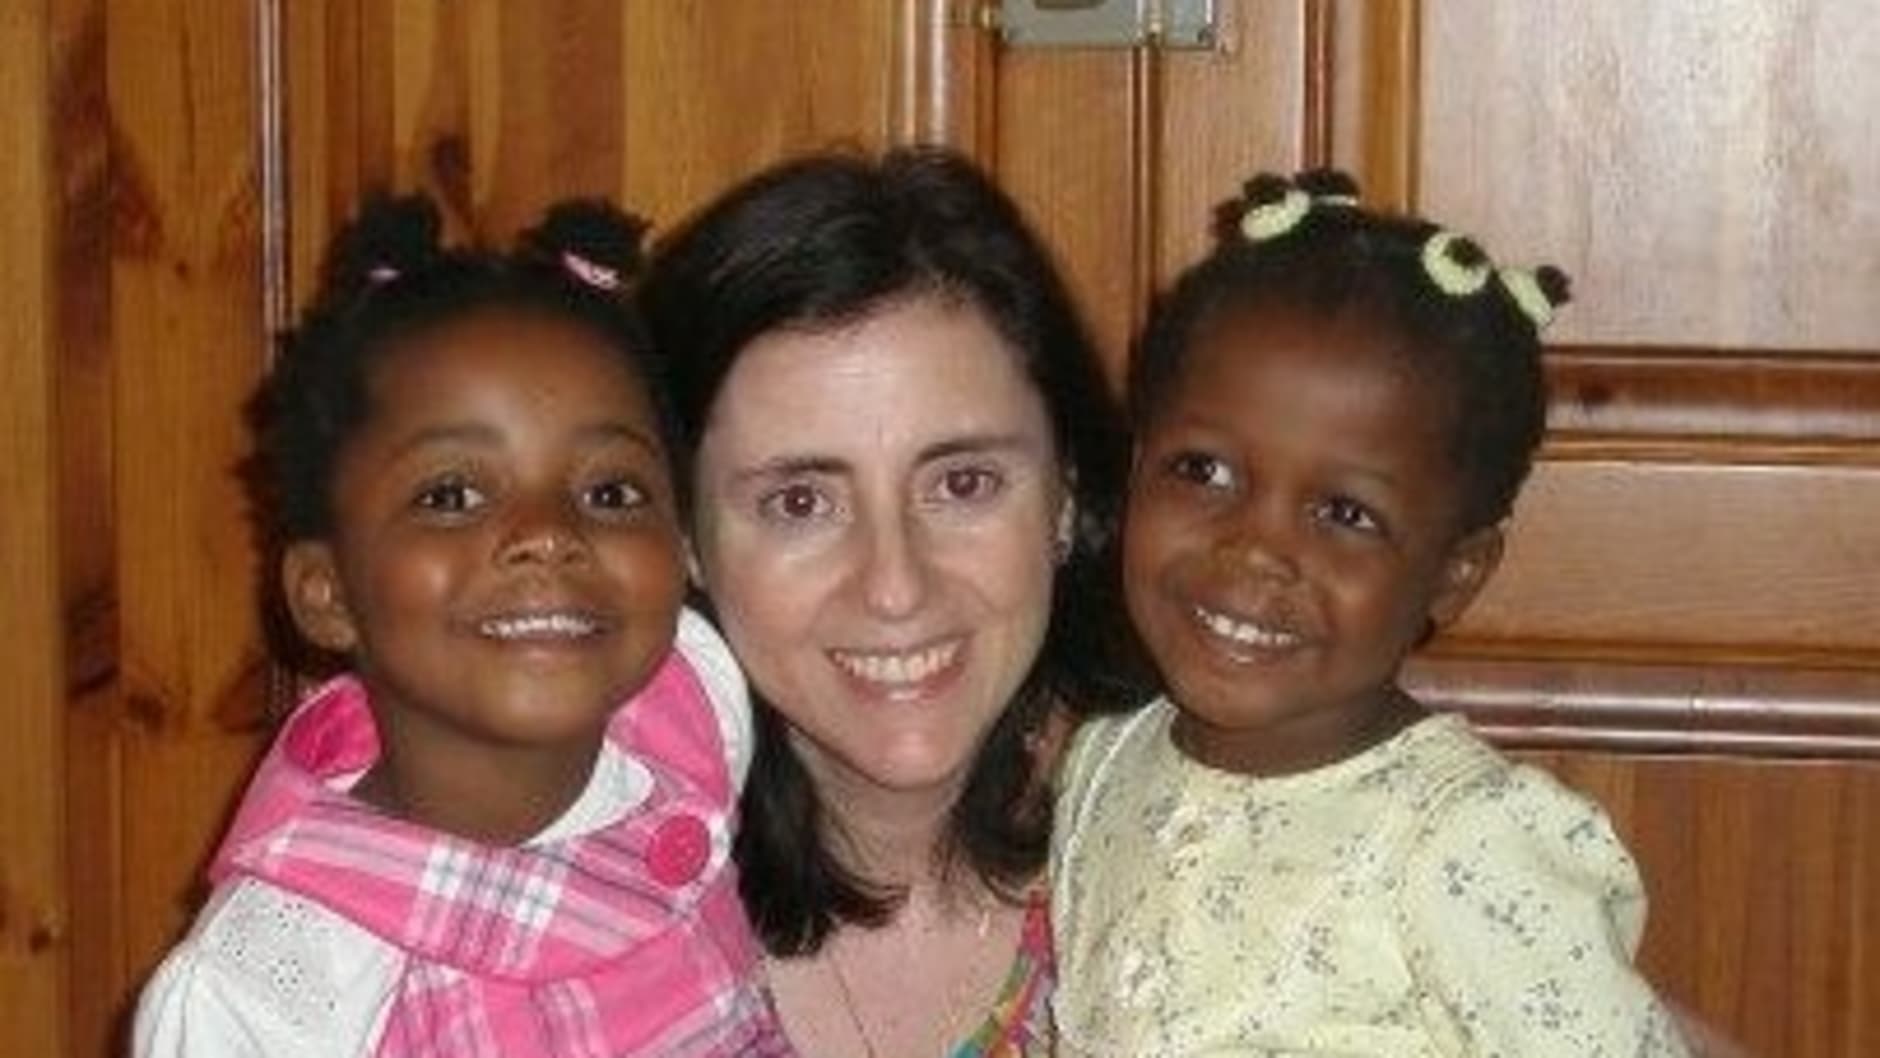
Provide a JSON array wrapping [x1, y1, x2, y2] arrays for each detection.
[[1195, 606, 1300, 649], [479, 612, 600, 640], [831, 640, 962, 686]]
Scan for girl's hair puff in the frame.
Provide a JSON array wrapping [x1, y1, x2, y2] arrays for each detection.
[[1133, 170, 1570, 534]]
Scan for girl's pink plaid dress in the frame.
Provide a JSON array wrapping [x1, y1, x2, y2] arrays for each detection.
[[207, 650, 793, 1057]]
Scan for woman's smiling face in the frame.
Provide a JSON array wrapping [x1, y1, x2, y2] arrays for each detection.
[[691, 294, 1065, 798]]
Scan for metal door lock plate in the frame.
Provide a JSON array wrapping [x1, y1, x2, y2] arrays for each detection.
[[998, 0, 1220, 50]]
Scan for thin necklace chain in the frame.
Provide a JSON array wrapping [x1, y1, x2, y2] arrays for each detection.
[[821, 901, 995, 1058], [826, 947, 882, 1058]]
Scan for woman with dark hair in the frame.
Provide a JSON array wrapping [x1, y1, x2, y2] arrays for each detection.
[[640, 146, 1135, 1056]]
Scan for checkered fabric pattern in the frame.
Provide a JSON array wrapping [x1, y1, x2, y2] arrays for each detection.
[[210, 657, 793, 1057]]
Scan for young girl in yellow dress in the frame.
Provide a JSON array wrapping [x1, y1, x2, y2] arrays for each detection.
[[1052, 170, 1690, 1057]]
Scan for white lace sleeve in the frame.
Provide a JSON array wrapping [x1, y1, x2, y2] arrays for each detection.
[[675, 606, 754, 790], [133, 878, 400, 1058]]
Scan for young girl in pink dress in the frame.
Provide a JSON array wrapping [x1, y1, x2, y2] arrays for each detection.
[[135, 194, 791, 1057]]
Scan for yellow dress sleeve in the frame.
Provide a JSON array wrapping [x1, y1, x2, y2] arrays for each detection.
[[1394, 763, 1692, 1057]]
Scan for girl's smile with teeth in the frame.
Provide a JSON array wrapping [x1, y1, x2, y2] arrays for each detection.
[[476, 611, 605, 640], [1191, 605, 1302, 651]]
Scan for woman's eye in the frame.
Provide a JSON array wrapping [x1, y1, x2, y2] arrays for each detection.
[[1317, 495, 1383, 535], [1167, 451, 1234, 490], [933, 465, 1005, 504], [413, 478, 484, 514], [758, 482, 835, 523], [584, 478, 647, 512]]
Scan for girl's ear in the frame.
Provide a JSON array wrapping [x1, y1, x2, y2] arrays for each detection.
[[1427, 524, 1504, 630], [282, 541, 359, 653]]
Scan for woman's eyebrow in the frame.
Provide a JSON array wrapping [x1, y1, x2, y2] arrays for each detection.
[[730, 454, 850, 484], [727, 433, 1042, 485], [917, 433, 1039, 464]]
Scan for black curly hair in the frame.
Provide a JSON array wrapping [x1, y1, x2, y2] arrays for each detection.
[[1131, 168, 1571, 534], [250, 192, 666, 546]]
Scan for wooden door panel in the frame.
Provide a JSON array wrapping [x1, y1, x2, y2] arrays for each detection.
[[1420, 0, 1880, 352], [51, 0, 122, 1051], [620, 0, 899, 232], [288, 1, 899, 284], [2, 1, 66, 1050], [1461, 459, 1880, 657], [995, 49, 1144, 379], [992, 0, 1315, 381], [104, 0, 271, 1041], [1156, 0, 1312, 287], [1532, 751, 1880, 1058]]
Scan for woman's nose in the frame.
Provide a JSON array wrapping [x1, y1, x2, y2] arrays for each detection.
[[497, 498, 590, 566], [854, 511, 930, 619]]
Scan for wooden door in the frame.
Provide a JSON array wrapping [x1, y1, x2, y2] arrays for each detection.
[[6, 1, 1873, 1054]]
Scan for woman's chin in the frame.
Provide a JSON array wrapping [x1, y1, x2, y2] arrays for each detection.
[[838, 735, 978, 796]]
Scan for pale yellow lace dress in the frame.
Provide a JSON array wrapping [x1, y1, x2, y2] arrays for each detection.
[[1051, 702, 1690, 1057]]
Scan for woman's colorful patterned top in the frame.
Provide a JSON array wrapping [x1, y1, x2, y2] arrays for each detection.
[[949, 891, 1055, 1057]]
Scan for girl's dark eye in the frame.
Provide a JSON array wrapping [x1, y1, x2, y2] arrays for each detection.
[[585, 479, 647, 512], [1317, 495, 1383, 534], [1167, 451, 1234, 490], [414, 478, 485, 514]]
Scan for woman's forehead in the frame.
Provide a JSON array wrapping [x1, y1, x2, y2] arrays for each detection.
[[700, 296, 1053, 462]]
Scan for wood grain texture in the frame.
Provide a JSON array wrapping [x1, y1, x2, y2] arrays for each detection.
[[894, 0, 996, 153], [1548, 346, 1880, 445], [1408, 656, 1880, 757], [1, 1, 69, 1053], [1155, 0, 1308, 287], [282, 1, 400, 309], [382, 1, 478, 233], [1526, 751, 1880, 1058], [282, 1, 353, 310], [993, 48, 1143, 384], [106, 0, 269, 1013], [290, 1, 900, 272], [621, 0, 897, 236], [1328, 0, 1419, 209], [1418, 0, 1880, 352], [51, 0, 126, 1052], [1454, 459, 1880, 661]]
